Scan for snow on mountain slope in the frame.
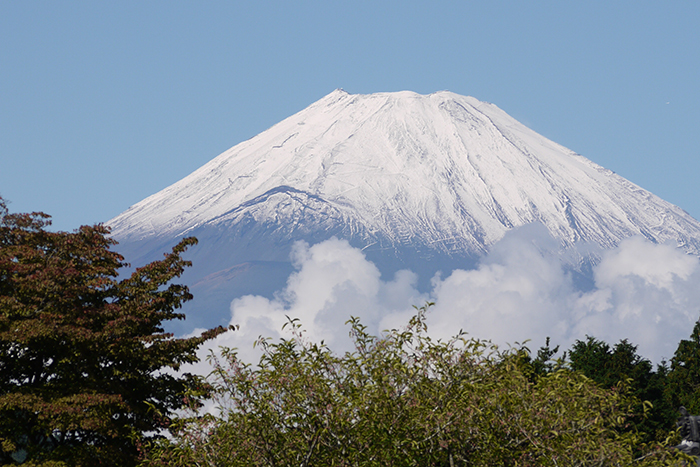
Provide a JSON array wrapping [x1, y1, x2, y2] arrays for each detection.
[[107, 90, 700, 332], [109, 89, 700, 257]]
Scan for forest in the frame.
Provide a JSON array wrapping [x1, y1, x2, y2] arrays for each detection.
[[1, 197, 699, 466]]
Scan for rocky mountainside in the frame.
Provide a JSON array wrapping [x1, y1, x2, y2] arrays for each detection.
[[108, 90, 700, 330]]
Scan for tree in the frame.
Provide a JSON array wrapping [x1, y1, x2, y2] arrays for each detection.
[[0, 198, 227, 466], [518, 336, 565, 380], [667, 321, 700, 416], [145, 304, 683, 467], [567, 336, 677, 444]]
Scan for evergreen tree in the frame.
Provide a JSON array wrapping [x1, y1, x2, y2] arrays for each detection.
[[0, 198, 227, 466], [667, 321, 700, 415], [568, 336, 676, 443], [519, 336, 564, 380]]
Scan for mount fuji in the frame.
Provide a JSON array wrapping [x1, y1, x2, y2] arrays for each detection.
[[108, 90, 700, 333]]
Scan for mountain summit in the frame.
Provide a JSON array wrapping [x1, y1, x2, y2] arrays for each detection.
[[109, 90, 700, 329]]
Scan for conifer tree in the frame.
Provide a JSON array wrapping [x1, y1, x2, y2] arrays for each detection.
[[667, 321, 700, 415], [0, 198, 226, 466], [568, 336, 676, 443]]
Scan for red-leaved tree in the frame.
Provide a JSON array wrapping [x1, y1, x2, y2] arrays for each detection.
[[0, 198, 227, 466]]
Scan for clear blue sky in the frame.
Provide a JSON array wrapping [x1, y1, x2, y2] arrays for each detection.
[[1, 1, 698, 232]]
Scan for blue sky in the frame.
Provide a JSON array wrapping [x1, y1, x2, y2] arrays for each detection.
[[1, 1, 699, 232]]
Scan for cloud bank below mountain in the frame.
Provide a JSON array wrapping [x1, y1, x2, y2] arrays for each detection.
[[187, 223, 700, 373]]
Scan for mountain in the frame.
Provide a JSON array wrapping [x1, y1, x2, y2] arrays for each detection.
[[108, 89, 700, 331]]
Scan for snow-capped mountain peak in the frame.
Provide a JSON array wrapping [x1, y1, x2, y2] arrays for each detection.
[[109, 90, 700, 260]]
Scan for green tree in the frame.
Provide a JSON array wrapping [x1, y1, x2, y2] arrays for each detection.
[[518, 336, 565, 380], [567, 336, 676, 444], [667, 321, 700, 416], [145, 305, 683, 466], [0, 198, 227, 466]]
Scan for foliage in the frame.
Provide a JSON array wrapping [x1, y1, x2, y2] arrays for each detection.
[[0, 198, 227, 466], [518, 336, 565, 380], [568, 337, 653, 391], [568, 336, 677, 444], [667, 321, 700, 416], [144, 304, 682, 466]]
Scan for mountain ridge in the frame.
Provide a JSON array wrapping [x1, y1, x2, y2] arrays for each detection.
[[110, 89, 700, 255], [107, 89, 700, 331]]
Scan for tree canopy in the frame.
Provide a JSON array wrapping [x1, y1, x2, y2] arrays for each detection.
[[0, 198, 226, 466], [144, 305, 684, 466], [567, 336, 677, 444], [667, 321, 700, 416], [3, 197, 698, 466]]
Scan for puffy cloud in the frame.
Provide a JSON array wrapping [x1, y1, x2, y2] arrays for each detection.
[[389, 223, 578, 350], [398, 227, 700, 362], [186, 237, 426, 373], [188, 224, 700, 374], [570, 237, 700, 360]]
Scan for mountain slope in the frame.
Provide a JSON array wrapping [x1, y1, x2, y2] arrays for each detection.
[[108, 90, 700, 330]]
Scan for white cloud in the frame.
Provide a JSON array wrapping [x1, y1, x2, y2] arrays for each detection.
[[594, 237, 697, 289], [396, 224, 578, 350], [187, 225, 700, 375], [570, 237, 700, 360]]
